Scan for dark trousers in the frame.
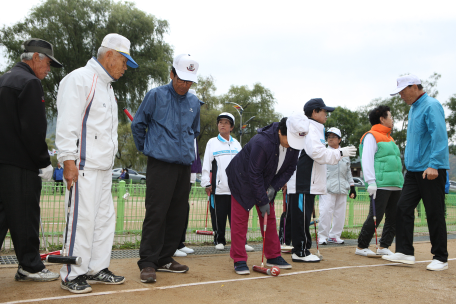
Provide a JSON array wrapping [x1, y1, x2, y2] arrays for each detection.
[[138, 157, 190, 270], [178, 182, 192, 249], [358, 189, 401, 249], [54, 180, 64, 194], [290, 193, 315, 256], [210, 194, 231, 245], [279, 195, 292, 245], [396, 170, 448, 262], [0, 164, 45, 273]]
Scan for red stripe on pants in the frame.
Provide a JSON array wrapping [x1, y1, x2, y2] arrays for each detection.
[[230, 196, 281, 263]]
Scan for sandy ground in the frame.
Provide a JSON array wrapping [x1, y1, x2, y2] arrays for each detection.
[[1, 240, 456, 304]]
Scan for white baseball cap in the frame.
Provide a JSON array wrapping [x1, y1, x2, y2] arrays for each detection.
[[173, 54, 199, 83], [101, 33, 138, 68], [217, 112, 235, 125], [390, 75, 421, 96], [286, 112, 309, 150], [327, 127, 341, 138]]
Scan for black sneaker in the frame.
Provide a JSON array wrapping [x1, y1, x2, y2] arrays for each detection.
[[266, 256, 292, 269], [60, 275, 92, 294], [234, 261, 250, 275], [86, 268, 125, 284]]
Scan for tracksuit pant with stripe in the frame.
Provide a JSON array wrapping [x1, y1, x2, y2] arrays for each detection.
[[210, 194, 231, 245], [396, 170, 448, 262], [230, 197, 280, 263], [60, 169, 116, 281], [0, 164, 45, 273], [290, 193, 315, 257], [318, 193, 347, 240]]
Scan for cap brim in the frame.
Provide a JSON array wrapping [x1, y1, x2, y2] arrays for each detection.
[[390, 85, 407, 96], [44, 54, 63, 68], [119, 52, 138, 68], [287, 132, 306, 150], [322, 106, 335, 112], [175, 69, 198, 83]]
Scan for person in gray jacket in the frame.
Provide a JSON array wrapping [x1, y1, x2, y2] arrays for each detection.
[[318, 127, 356, 245]]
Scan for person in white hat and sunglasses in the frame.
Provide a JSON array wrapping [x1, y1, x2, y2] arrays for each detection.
[[56, 33, 138, 293], [382, 75, 450, 271], [318, 127, 356, 246], [132, 54, 200, 283]]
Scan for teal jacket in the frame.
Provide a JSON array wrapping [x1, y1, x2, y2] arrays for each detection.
[[405, 93, 449, 172]]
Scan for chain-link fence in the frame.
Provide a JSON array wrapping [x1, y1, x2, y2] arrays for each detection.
[[2, 181, 456, 251]]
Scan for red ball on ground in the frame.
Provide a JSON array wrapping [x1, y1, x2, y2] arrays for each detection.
[[270, 266, 280, 276]]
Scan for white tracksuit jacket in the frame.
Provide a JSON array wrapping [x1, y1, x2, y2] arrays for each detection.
[[287, 119, 342, 195], [201, 134, 241, 195], [56, 57, 118, 169], [55, 57, 118, 281]]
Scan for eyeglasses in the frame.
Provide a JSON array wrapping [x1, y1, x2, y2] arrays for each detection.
[[327, 135, 339, 139], [175, 75, 193, 85]]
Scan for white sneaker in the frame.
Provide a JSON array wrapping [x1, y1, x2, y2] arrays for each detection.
[[355, 248, 376, 257], [215, 244, 225, 250], [426, 260, 448, 271], [173, 249, 187, 257], [382, 252, 415, 264], [179, 246, 194, 254], [377, 248, 394, 256], [318, 238, 327, 245], [328, 237, 344, 244], [15, 266, 59, 282], [245, 244, 254, 252], [291, 253, 320, 263], [281, 244, 293, 251]]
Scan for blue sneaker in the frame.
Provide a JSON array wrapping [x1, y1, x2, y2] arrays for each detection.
[[266, 256, 292, 269], [234, 261, 250, 275]]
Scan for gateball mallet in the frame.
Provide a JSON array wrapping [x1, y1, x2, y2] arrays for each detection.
[[312, 207, 323, 260], [46, 183, 82, 265], [366, 197, 382, 258], [253, 208, 280, 276], [196, 195, 214, 235]]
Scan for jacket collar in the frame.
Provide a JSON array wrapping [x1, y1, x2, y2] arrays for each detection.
[[217, 134, 233, 143], [167, 81, 188, 99], [411, 92, 428, 108], [15, 62, 37, 78], [371, 124, 392, 137], [309, 119, 324, 133], [87, 57, 115, 83]]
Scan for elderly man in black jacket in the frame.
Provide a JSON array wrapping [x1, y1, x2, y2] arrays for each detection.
[[0, 38, 62, 282]]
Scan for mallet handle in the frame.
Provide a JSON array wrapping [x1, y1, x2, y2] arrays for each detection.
[[253, 265, 271, 275], [123, 108, 134, 121]]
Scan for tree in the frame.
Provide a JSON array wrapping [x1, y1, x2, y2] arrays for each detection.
[[444, 94, 456, 154], [219, 83, 281, 147], [326, 106, 369, 149], [0, 0, 172, 121], [114, 122, 147, 169]]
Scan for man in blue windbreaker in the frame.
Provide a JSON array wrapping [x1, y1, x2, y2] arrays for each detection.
[[383, 75, 450, 271], [131, 54, 200, 283]]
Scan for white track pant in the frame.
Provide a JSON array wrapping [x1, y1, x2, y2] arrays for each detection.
[[318, 193, 347, 240], [60, 169, 116, 281]]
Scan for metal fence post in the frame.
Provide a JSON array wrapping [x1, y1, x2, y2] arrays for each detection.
[[116, 181, 125, 233]]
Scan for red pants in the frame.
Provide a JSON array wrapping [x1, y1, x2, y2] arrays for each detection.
[[230, 196, 281, 263]]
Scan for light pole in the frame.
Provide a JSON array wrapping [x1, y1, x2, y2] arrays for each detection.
[[225, 102, 255, 146]]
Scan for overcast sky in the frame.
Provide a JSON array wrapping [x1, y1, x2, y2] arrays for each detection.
[[2, 0, 456, 118]]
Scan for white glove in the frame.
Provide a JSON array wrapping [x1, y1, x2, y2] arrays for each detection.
[[340, 146, 357, 157], [367, 182, 377, 199], [39, 164, 53, 181]]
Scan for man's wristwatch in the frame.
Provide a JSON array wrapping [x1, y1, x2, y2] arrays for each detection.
[[340, 150, 343, 156]]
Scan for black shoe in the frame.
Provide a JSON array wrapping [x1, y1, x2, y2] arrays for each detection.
[[266, 256, 292, 269], [86, 268, 125, 284], [60, 275, 92, 294]]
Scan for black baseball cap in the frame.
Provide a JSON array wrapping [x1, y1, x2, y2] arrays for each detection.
[[303, 98, 335, 113], [22, 38, 63, 68]]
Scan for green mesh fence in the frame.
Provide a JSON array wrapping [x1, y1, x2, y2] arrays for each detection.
[[2, 181, 456, 251]]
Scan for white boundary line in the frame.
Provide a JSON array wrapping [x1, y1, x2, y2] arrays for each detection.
[[3, 258, 455, 304]]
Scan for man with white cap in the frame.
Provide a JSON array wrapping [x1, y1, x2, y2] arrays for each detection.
[[288, 98, 356, 263], [56, 33, 138, 293], [131, 54, 200, 283], [225, 113, 309, 274], [382, 75, 450, 271]]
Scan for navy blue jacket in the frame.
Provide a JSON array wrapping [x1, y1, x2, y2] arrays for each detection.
[[226, 122, 299, 211], [131, 81, 200, 165]]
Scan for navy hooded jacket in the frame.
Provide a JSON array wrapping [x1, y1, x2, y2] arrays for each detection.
[[226, 122, 299, 211]]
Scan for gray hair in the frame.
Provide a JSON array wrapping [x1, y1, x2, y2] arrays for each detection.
[[21, 52, 46, 61], [97, 46, 113, 60]]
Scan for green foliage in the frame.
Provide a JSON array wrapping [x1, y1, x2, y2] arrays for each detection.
[[326, 107, 369, 150], [0, 0, 173, 121], [444, 94, 456, 154], [115, 122, 147, 169]]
